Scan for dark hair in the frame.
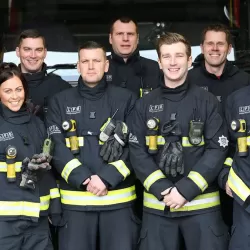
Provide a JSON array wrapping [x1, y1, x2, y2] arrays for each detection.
[[201, 24, 232, 45], [17, 29, 46, 48], [110, 16, 138, 34], [78, 41, 107, 58], [156, 33, 191, 58], [0, 63, 29, 102]]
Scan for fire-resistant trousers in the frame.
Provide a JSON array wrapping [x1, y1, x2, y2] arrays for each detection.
[[229, 201, 250, 250], [138, 210, 229, 250], [0, 217, 52, 250], [58, 206, 140, 250]]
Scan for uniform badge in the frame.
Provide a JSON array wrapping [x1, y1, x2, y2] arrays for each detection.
[[218, 135, 229, 148], [89, 112, 96, 119]]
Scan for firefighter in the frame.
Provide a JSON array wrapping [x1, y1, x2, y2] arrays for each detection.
[[188, 23, 250, 228], [188, 23, 250, 108], [46, 41, 139, 250], [218, 86, 250, 249], [15, 29, 71, 249], [16, 29, 71, 121], [0, 62, 61, 250], [107, 16, 161, 98], [129, 33, 229, 250]]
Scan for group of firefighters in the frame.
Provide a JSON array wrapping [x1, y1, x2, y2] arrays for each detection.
[[0, 16, 249, 250]]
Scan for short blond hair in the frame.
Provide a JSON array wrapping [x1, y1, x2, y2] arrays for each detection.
[[156, 33, 191, 58]]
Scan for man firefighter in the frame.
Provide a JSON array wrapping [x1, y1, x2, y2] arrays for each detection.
[[129, 32, 229, 250], [46, 41, 139, 250]]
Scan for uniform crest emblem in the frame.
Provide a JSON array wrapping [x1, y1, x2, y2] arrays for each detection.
[[218, 135, 229, 148]]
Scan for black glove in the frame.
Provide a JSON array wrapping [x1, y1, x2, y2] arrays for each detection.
[[20, 157, 37, 190], [100, 121, 129, 163], [159, 141, 184, 177], [113, 121, 129, 146], [28, 153, 52, 171]]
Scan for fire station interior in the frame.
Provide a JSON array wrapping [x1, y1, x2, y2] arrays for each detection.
[[0, 0, 250, 72]]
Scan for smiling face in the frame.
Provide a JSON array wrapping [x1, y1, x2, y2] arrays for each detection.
[[16, 37, 47, 73], [109, 20, 139, 60], [158, 42, 192, 87], [77, 48, 109, 87], [0, 75, 25, 112], [201, 31, 232, 68]]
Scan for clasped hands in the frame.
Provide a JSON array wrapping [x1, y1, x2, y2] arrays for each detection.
[[82, 175, 108, 196], [161, 187, 187, 210]]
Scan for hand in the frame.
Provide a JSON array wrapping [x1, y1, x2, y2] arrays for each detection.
[[225, 181, 233, 198], [86, 175, 108, 196], [163, 187, 187, 209]]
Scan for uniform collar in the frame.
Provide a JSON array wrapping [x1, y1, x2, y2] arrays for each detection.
[[160, 77, 189, 102], [0, 103, 31, 124], [22, 63, 47, 87], [77, 76, 107, 100], [201, 60, 238, 79], [110, 49, 140, 64]]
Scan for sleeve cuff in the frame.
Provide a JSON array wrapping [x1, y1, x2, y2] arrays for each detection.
[[175, 177, 201, 201], [218, 167, 230, 190], [149, 178, 173, 201], [68, 166, 92, 189], [98, 163, 125, 188]]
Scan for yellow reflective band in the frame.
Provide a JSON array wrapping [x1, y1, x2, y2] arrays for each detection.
[[109, 160, 130, 179], [50, 188, 60, 199], [65, 137, 84, 147], [60, 186, 136, 206], [188, 171, 208, 192], [40, 195, 50, 211], [143, 170, 166, 191], [0, 162, 22, 172], [0, 201, 40, 217], [145, 136, 165, 146], [61, 159, 81, 183], [228, 167, 250, 202], [224, 157, 233, 167], [182, 137, 205, 147], [143, 191, 220, 212]]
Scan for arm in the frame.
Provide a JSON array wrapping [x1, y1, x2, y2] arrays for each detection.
[[129, 101, 173, 200], [46, 97, 92, 189], [98, 93, 137, 188], [175, 97, 228, 201]]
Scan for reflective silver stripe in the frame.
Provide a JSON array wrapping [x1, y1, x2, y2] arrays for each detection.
[[143, 170, 166, 191], [61, 159, 81, 182], [50, 188, 60, 199], [182, 137, 205, 147], [145, 136, 204, 147], [247, 136, 250, 146], [188, 171, 208, 192], [0, 162, 22, 172], [144, 191, 220, 212], [0, 201, 40, 217], [109, 160, 130, 179], [228, 167, 250, 202], [60, 186, 136, 206], [224, 157, 233, 167], [40, 195, 50, 211]]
